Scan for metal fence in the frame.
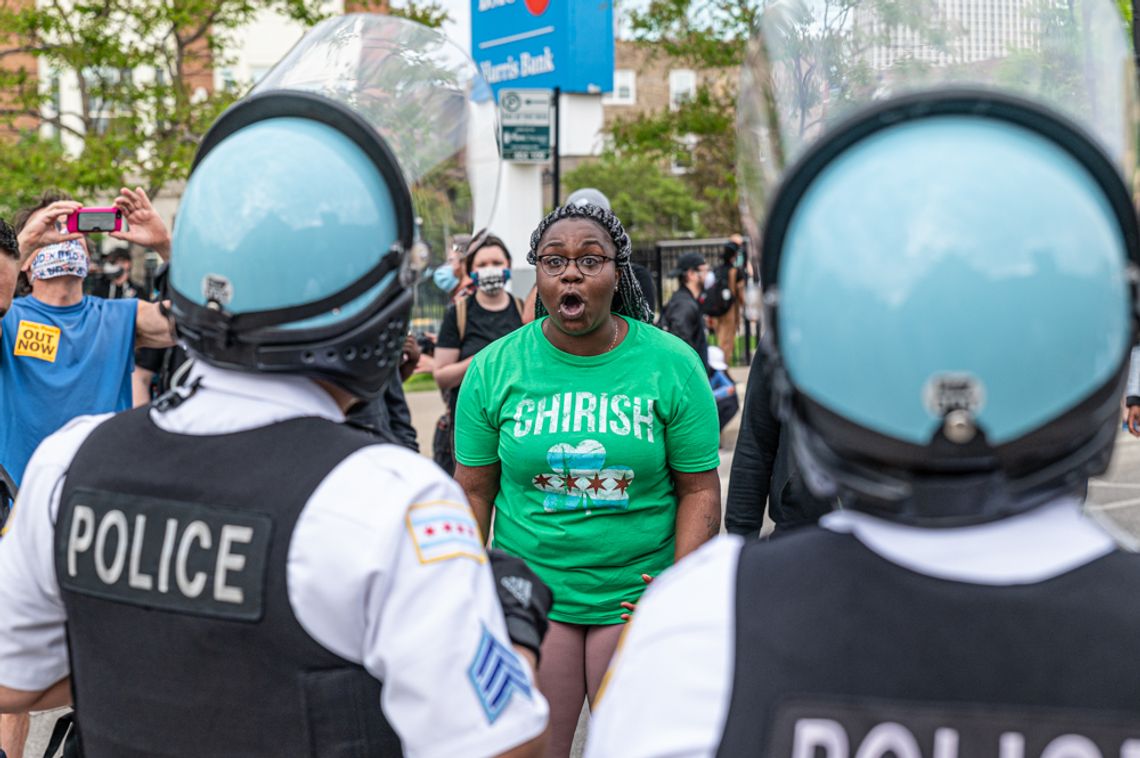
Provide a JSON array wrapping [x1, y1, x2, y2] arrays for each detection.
[[410, 236, 758, 364]]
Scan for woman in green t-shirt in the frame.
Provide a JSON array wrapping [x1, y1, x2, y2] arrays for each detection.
[[454, 203, 722, 757]]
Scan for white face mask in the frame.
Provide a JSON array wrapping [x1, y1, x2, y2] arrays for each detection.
[[31, 240, 88, 281], [473, 266, 510, 295]]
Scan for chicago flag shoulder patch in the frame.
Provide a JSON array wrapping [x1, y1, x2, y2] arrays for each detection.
[[405, 500, 485, 565], [468, 624, 532, 723]]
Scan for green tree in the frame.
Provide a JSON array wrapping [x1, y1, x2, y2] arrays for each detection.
[[0, 0, 448, 219], [563, 151, 707, 240], [596, 1, 757, 237], [606, 83, 739, 234]]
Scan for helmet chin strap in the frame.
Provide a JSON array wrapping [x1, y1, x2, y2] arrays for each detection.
[[788, 404, 1117, 528], [762, 322, 1122, 528]]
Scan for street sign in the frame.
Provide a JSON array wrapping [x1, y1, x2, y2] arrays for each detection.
[[499, 89, 552, 162]]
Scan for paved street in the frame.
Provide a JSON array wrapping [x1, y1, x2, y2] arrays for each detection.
[[1084, 430, 1140, 548]]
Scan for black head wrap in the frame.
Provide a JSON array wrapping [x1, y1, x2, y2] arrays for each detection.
[[527, 203, 653, 323]]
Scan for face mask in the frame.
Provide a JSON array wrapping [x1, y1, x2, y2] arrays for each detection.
[[433, 265, 459, 293], [31, 240, 88, 281], [473, 266, 510, 295], [103, 262, 124, 278]]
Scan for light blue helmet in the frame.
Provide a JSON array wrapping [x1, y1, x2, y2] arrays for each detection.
[[739, 0, 1140, 524], [170, 15, 498, 398]]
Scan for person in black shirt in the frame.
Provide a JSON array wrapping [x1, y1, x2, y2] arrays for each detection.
[[88, 247, 141, 300], [725, 346, 835, 538], [432, 231, 524, 473], [657, 251, 710, 375]]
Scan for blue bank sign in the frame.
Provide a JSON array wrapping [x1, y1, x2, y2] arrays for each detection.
[[471, 0, 614, 95]]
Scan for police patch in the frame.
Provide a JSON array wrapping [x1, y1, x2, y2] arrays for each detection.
[[405, 500, 485, 565], [468, 624, 532, 723], [54, 487, 272, 621]]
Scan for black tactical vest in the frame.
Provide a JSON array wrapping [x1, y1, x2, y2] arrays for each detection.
[[55, 407, 402, 757], [717, 527, 1140, 757]]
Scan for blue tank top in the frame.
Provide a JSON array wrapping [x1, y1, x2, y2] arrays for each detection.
[[0, 295, 136, 485]]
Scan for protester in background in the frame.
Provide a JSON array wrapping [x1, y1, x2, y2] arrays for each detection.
[[725, 346, 837, 539], [432, 230, 524, 474], [658, 252, 711, 375], [0, 218, 42, 321], [1, 190, 174, 486], [88, 247, 140, 300], [433, 233, 475, 303], [704, 237, 746, 364], [454, 202, 721, 758], [0, 188, 174, 758]]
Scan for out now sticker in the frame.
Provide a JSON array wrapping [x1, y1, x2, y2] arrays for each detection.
[[14, 320, 60, 362]]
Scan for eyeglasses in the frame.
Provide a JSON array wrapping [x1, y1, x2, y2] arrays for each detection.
[[536, 254, 616, 277]]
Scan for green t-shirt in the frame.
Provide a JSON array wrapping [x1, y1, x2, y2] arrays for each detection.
[[455, 315, 721, 625]]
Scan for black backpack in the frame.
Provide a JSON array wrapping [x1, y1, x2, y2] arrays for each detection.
[[701, 264, 735, 317]]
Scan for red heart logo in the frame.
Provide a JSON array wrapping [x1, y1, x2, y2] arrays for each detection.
[[525, 0, 550, 15]]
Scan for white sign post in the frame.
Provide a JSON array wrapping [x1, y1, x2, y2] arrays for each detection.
[[499, 88, 553, 162]]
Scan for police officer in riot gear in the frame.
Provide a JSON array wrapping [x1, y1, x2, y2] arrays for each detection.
[[0, 16, 551, 757], [587, 0, 1140, 755]]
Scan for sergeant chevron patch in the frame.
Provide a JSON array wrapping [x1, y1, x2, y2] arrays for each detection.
[[468, 624, 532, 723]]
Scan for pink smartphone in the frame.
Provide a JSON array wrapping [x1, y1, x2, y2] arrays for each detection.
[[66, 207, 122, 234]]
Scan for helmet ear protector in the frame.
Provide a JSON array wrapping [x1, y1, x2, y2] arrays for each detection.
[[170, 91, 417, 398], [758, 90, 1140, 524]]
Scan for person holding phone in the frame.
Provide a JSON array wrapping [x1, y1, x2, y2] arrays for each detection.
[[0, 187, 174, 758], [0, 188, 175, 488]]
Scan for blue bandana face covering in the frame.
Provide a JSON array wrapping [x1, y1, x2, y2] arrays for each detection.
[[433, 265, 459, 293], [31, 240, 89, 281]]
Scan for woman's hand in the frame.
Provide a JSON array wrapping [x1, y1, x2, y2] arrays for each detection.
[[619, 573, 654, 622]]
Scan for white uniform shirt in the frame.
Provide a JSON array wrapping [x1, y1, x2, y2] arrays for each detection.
[[585, 499, 1117, 758], [0, 361, 547, 758]]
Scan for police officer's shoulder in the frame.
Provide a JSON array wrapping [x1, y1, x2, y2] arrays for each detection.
[[30, 412, 116, 470], [736, 524, 853, 569], [316, 443, 466, 525], [636, 535, 744, 629]]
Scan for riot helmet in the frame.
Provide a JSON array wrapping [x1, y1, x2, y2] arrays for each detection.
[[738, 0, 1140, 525], [170, 15, 499, 398]]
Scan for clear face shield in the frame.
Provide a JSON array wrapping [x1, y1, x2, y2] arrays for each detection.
[[738, 0, 1139, 280], [171, 15, 500, 398], [736, 0, 1140, 528], [251, 13, 501, 281]]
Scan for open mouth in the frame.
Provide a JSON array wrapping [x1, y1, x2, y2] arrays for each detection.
[[558, 292, 586, 320]]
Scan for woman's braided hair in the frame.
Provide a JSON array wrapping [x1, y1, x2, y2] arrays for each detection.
[[527, 203, 653, 323]]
